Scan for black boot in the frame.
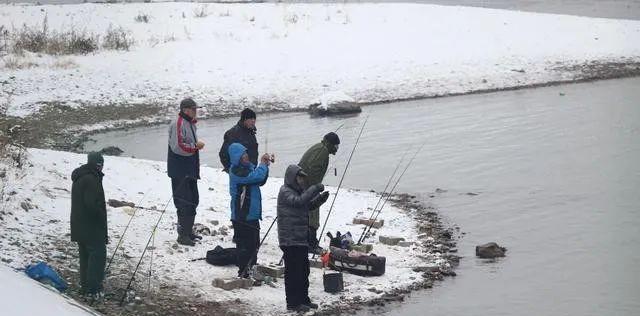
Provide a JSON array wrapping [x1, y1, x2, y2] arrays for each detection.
[[176, 215, 195, 246], [287, 305, 310, 313], [177, 235, 195, 246], [186, 215, 202, 241]]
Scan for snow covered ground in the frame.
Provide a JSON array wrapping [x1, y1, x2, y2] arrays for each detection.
[[0, 148, 446, 314], [0, 264, 97, 316], [1, 2, 640, 117]]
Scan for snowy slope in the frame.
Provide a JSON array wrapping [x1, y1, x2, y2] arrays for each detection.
[[0, 148, 446, 314], [0, 264, 97, 316], [1, 2, 639, 117]]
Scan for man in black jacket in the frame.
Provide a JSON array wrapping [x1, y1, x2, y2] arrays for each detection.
[[70, 152, 108, 300], [219, 108, 259, 173]]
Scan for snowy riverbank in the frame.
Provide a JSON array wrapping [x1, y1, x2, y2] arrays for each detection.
[[0, 147, 455, 315], [2, 2, 640, 119]]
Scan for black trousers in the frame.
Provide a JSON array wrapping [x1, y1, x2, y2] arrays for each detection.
[[78, 242, 106, 294], [171, 177, 199, 216], [172, 177, 198, 236], [281, 246, 311, 308], [234, 220, 260, 276]]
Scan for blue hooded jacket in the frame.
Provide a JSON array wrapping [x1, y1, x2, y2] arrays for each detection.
[[228, 143, 269, 222]]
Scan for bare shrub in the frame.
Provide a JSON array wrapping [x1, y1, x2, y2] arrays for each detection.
[[284, 13, 299, 25], [0, 26, 9, 56], [51, 58, 78, 69], [134, 13, 150, 23], [12, 19, 48, 54], [102, 25, 134, 51], [12, 16, 99, 55], [0, 92, 12, 158], [193, 5, 209, 18], [148, 34, 176, 48], [3, 56, 39, 69], [164, 34, 176, 42], [53, 29, 99, 54]]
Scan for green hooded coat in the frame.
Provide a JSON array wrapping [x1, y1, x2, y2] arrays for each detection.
[[298, 140, 336, 228]]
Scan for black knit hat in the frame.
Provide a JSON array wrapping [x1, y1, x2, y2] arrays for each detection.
[[179, 98, 197, 110], [240, 108, 257, 121], [323, 132, 340, 145]]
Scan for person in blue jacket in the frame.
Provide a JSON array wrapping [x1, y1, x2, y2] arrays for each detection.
[[228, 142, 271, 277]]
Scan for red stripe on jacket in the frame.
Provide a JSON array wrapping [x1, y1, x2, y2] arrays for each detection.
[[177, 116, 198, 154]]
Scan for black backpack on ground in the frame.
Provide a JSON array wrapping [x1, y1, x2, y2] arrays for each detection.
[[205, 246, 237, 266]]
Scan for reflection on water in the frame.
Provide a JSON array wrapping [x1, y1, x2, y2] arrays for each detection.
[[87, 78, 640, 316]]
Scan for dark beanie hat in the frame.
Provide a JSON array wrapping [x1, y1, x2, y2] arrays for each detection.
[[180, 98, 197, 110], [240, 108, 257, 121], [87, 151, 104, 166], [323, 132, 340, 145]]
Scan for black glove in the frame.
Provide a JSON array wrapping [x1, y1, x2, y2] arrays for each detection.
[[318, 191, 330, 203], [310, 191, 330, 209], [315, 184, 325, 192]]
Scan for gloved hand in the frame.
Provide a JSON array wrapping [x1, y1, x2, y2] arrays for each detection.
[[318, 191, 330, 203], [314, 184, 325, 192], [310, 191, 330, 209]]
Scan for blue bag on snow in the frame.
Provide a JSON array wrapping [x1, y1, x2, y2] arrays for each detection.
[[24, 262, 68, 292]]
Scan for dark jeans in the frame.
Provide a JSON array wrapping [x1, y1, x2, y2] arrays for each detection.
[[172, 177, 198, 236], [78, 242, 106, 294], [281, 246, 311, 308], [171, 177, 199, 216], [234, 220, 260, 276]]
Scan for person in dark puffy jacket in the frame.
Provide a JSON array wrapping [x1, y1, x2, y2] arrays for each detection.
[[70, 152, 107, 299], [277, 164, 329, 312]]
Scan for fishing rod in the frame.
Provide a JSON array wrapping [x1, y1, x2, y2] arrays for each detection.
[[105, 190, 152, 274], [119, 177, 189, 306], [314, 115, 369, 258], [356, 147, 410, 244], [147, 228, 157, 293], [360, 141, 427, 243]]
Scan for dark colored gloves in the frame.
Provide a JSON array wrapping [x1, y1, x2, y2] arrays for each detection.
[[310, 191, 330, 209], [318, 191, 330, 203]]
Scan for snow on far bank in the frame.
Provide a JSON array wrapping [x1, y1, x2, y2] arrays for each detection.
[[0, 264, 97, 316], [1, 2, 639, 117], [0, 148, 444, 314]]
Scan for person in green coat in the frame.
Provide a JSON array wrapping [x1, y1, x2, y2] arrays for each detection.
[[70, 152, 108, 300], [298, 132, 340, 253]]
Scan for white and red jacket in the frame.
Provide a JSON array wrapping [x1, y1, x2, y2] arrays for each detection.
[[167, 112, 200, 179]]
